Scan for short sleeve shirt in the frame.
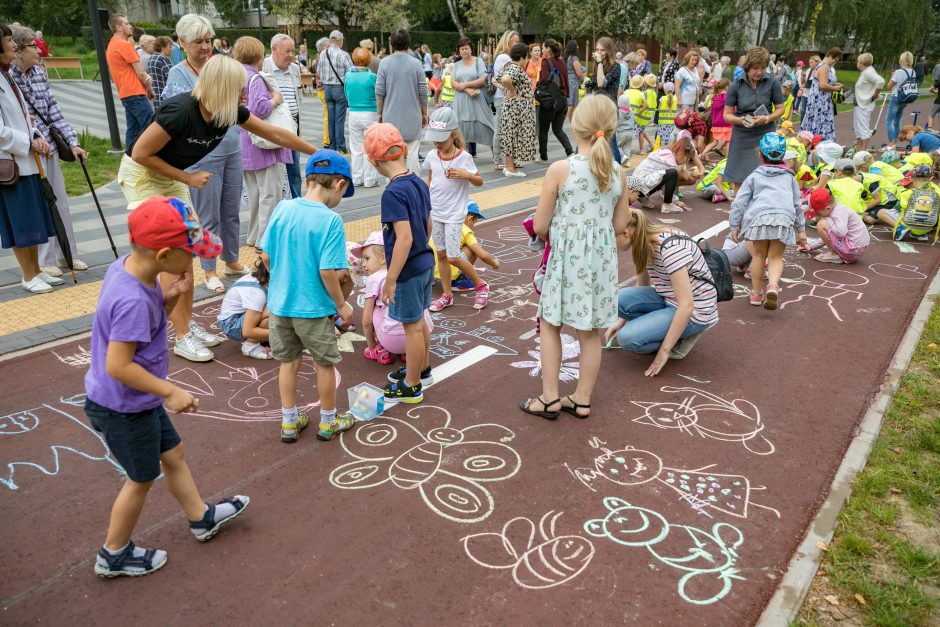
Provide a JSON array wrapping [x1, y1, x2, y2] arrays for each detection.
[[890, 68, 915, 95], [911, 132, 940, 153], [106, 37, 146, 99], [218, 275, 267, 321], [422, 149, 478, 223], [381, 173, 434, 281], [647, 233, 719, 327], [726, 73, 785, 116], [260, 198, 348, 318], [432, 225, 477, 279]]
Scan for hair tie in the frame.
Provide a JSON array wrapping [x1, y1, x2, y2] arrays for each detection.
[[595, 130, 605, 138]]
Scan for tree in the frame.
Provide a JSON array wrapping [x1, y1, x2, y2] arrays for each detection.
[[213, 0, 248, 27], [460, 0, 519, 36], [355, 0, 410, 47]]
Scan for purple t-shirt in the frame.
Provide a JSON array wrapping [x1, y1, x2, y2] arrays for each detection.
[[84, 256, 168, 413]]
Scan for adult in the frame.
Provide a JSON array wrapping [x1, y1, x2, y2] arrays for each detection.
[[658, 48, 679, 93], [375, 28, 428, 173], [317, 30, 352, 153], [633, 49, 652, 76], [34, 30, 49, 57], [802, 47, 843, 141], [564, 39, 584, 121], [525, 44, 542, 89], [885, 51, 918, 145], [263, 33, 302, 198], [674, 49, 702, 111], [710, 54, 726, 83], [933, 59, 940, 83], [137, 34, 154, 66], [10, 25, 90, 279], [536, 38, 573, 160], [898, 125, 940, 154], [723, 46, 786, 189], [298, 43, 308, 67], [0, 23, 57, 294], [121, 54, 319, 361], [359, 38, 380, 73], [313, 37, 330, 149], [345, 47, 379, 188], [495, 43, 536, 177], [800, 55, 821, 117], [733, 55, 746, 82], [853, 52, 885, 151], [590, 37, 621, 161], [914, 55, 926, 86], [630, 133, 703, 213], [148, 36, 173, 109], [697, 47, 712, 80], [170, 33, 184, 65], [492, 30, 520, 169], [219, 37, 232, 57], [605, 208, 718, 376], [793, 60, 807, 115], [421, 44, 433, 79], [451, 36, 496, 158], [106, 13, 152, 149]]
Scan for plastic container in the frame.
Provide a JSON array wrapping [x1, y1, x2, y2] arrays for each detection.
[[347, 382, 386, 421]]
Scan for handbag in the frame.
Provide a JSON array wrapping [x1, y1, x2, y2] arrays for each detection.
[[24, 98, 75, 162], [0, 158, 18, 186], [476, 58, 494, 106], [247, 73, 297, 150]]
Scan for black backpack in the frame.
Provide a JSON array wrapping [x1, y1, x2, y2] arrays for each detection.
[[662, 235, 734, 302], [535, 63, 566, 111]]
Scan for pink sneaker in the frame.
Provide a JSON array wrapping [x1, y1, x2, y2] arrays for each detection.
[[429, 294, 454, 312], [373, 342, 394, 365], [473, 283, 489, 309], [711, 193, 726, 203]]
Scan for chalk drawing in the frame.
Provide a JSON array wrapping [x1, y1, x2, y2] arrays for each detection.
[[565, 438, 779, 520], [857, 307, 893, 314], [487, 284, 535, 304], [585, 497, 745, 605], [462, 511, 595, 589], [631, 387, 774, 455], [474, 237, 540, 264], [678, 374, 711, 384], [779, 268, 869, 322], [336, 331, 366, 353], [52, 344, 92, 368], [486, 299, 539, 326], [510, 333, 580, 382], [894, 241, 919, 253], [496, 225, 533, 242], [430, 318, 518, 359], [867, 263, 927, 280], [329, 405, 521, 523]]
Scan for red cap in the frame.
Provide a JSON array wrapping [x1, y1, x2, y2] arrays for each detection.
[[809, 187, 832, 211], [811, 134, 823, 147], [128, 196, 222, 259], [364, 123, 408, 162]]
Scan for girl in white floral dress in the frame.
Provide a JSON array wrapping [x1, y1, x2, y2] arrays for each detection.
[[521, 94, 631, 420]]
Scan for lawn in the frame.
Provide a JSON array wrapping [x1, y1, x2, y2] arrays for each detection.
[[59, 131, 122, 198]]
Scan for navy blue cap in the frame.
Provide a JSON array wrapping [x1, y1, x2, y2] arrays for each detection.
[[305, 150, 354, 198]]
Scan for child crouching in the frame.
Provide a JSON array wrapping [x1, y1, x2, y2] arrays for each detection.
[[217, 260, 271, 359], [806, 188, 870, 264]]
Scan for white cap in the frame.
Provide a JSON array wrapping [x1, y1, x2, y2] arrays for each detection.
[[784, 150, 797, 161], [330, 30, 344, 41], [816, 141, 843, 165]]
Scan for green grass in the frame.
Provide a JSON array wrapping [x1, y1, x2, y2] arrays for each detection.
[[59, 130, 122, 197], [43, 41, 107, 80]]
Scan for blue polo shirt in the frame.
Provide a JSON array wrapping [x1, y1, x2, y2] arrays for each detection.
[[381, 173, 434, 281], [911, 132, 940, 154]]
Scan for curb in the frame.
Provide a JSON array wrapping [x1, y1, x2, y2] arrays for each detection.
[[758, 267, 940, 625]]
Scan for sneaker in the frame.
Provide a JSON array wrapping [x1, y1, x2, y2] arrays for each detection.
[[384, 380, 424, 403], [241, 341, 272, 359], [711, 193, 726, 203], [749, 291, 764, 306], [661, 203, 684, 214], [452, 274, 475, 291], [41, 265, 63, 277], [912, 232, 930, 242], [21, 275, 53, 294], [814, 251, 845, 264], [429, 294, 454, 312], [280, 411, 310, 443], [893, 224, 910, 241], [188, 321, 222, 347], [669, 333, 701, 359], [473, 283, 489, 309], [189, 495, 250, 541], [174, 332, 214, 362], [504, 169, 527, 178], [317, 412, 356, 440], [94, 540, 168, 578], [363, 181, 380, 188], [59, 258, 88, 271], [387, 365, 434, 387], [38, 271, 64, 286], [764, 285, 780, 311]]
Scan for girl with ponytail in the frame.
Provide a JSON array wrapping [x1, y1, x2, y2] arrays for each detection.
[[520, 95, 630, 420]]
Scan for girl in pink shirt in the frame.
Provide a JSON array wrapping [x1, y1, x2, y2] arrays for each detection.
[[701, 79, 731, 159]]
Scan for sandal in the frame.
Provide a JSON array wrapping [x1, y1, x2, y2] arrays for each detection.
[[190, 495, 250, 542], [94, 540, 168, 578], [204, 276, 225, 292], [764, 284, 779, 311], [560, 395, 591, 419], [520, 396, 561, 420], [224, 264, 251, 276]]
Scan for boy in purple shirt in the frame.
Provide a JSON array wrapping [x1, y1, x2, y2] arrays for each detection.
[[84, 196, 249, 578]]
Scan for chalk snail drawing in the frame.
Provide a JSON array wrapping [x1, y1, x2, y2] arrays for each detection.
[[329, 406, 521, 523], [584, 497, 745, 606], [462, 511, 595, 590]]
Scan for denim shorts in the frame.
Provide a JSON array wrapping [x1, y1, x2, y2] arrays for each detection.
[[219, 312, 246, 341], [389, 266, 433, 324], [84, 398, 181, 483]]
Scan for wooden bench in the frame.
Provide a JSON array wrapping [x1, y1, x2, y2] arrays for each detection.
[[300, 71, 313, 93], [42, 57, 84, 79]]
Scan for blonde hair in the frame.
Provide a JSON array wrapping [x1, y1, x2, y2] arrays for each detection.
[[233, 36, 265, 67], [857, 52, 873, 67], [899, 51, 914, 68], [448, 128, 466, 150], [625, 209, 669, 274], [571, 94, 617, 192], [495, 30, 519, 58], [192, 55, 247, 127]]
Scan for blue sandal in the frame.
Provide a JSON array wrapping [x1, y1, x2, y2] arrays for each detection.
[[190, 495, 250, 542], [94, 540, 168, 578]]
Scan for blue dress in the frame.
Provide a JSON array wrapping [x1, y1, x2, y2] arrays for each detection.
[[802, 63, 837, 141]]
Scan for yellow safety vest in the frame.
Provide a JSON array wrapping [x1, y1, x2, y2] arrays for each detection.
[[865, 169, 899, 198], [441, 76, 454, 103], [782, 94, 794, 120], [628, 88, 651, 126], [858, 172, 883, 205], [795, 164, 817, 189], [828, 176, 867, 215], [902, 152, 934, 171], [786, 137, 806, 164], [870, 161, 904, 185], [657, 94, 676, 126]]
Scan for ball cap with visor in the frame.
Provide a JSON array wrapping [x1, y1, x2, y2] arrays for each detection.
[[806, 187, 833, 219], [365, 123, 408, 162], [305, 149, 354, 197], [834, 158, 856, 173], [467, 200, 485, 220], [425, 107, 459, 143], [815, 141, 843, 165], [759, 132, 787, 160], [349, 230, 384, 258], [128, 196, 222, 259]]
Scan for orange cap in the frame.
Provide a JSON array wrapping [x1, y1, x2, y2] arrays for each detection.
[[364, 123, 408, 162]]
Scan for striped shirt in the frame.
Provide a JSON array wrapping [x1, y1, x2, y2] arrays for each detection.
[[267, 65, 299, 116], [9, 64, 79, 148], [648, 232, 719, 327], [316, 45, 353, 86], [147, 54, 173, 108]]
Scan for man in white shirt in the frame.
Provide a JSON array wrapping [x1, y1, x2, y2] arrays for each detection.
[[264, 33, 303, 197]]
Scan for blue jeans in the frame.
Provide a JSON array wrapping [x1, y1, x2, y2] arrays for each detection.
[[610, 135, 621, 163], [122, 95, 153, 150], [886, 97, 908, 143], [285, 150, 301, 198], [615, 287, 707, 353], [324, 85, 348, 151]]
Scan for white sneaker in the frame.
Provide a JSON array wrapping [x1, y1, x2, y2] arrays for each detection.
[[41, 265, 63, 277], [503, 169, 527, 178], [661, 203, 684, 214], [21, 276, 53, 294], [59, 258, 88, 271], [241, 341, 272, 359], [188, 321, 222, 347], [38, 271, 65, 286], [174, 332, 214, 362]]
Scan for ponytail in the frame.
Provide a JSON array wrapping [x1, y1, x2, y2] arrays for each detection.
[[589, 131, 615, 192], [625, 208, 667, 274], [252, 257, 270, 287], [572, 94, 617, 192]]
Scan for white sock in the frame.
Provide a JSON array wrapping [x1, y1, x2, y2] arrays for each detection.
[[320, 408, 336, 425], [281, 406, 298, 425]]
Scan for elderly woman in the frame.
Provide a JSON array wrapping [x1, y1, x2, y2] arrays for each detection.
[[885, 51, 919, 145], [723, 47, 786, 190], [801, 47, 843, 141], [674, 50, 702, 111], [0, 23, 57, 293], [452, 36, 496, 158], [137, 34, 155, 66], [492, 30, 520, 169], [10, 25, 90, 280], [853, 53, 885, 151], [344, 47, 379, 187], [495, 43, 537, 177], [148, 36, 173, 108]]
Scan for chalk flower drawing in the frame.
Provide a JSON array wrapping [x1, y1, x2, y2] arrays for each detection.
[[462, 511, 595, 589], [52, 344, 93, 368], [585, 497, 745, 606], [329, 406, 521, 523], [510, 334, 580, 381]]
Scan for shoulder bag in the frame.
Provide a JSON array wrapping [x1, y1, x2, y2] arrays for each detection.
[[247, 73, 297, 150], [475, 57, 494, 106], [24, 97, 75, 162]]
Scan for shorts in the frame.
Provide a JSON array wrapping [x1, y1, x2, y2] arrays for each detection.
[[219, 313, 246, 341], [269, 314, 341, 365], [828, 231, 866, 263], [431, 220, 464, 258], [389, 266, 433, 324], [84, 398, 181, 483], [117, 154, 191, 211], [865, 204, 900, 222]]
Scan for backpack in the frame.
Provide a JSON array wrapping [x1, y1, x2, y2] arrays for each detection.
[[897, 69, 920, 104], [895, 187, 940, 239], [534, 62, 565, 110], [674, 108, 695, 128], [662, 235, 734, 302]]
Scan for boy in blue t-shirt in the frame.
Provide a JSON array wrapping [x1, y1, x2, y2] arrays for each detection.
[[85, 196, 249, 578], [260, 150, 357, 443], [365, 123, 434, 403]]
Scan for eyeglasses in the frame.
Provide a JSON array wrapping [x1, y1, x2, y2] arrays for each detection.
[[25, 44, 39, 49]]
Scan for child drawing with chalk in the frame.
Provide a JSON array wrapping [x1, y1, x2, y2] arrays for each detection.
[[520, 95, 630, 420], [431, 201, 501, 291], [84, 197, 249, 578], [217, 260, 271, 359]]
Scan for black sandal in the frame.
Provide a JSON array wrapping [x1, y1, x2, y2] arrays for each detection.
[[560, 395, 591, 419], [520, 397, 561, 420]]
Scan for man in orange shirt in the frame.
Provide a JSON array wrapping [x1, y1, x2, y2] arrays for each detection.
[[106, 13, 153, 149]]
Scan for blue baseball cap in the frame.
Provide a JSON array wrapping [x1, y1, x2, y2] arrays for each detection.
[[467, 200, 485, 220], [305, 150, 354, 197], [759, 132, 787, 161]]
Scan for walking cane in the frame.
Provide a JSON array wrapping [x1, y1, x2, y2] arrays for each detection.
[[871, 92, 889, 136], [80, 159, 118, 259]]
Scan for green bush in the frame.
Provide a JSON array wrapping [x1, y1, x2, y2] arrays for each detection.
[[301, 30, 487, 56]]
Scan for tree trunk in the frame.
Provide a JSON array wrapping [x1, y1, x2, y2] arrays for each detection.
[[445, 0, 465, 37]]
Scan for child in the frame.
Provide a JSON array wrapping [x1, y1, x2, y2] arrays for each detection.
[[85, 196, 249, 578], [700, 79, 730, 160], [697, 158, 733, 202], [854, 150, 902, 227], [780, 84, 795, 121], [431, 201, 502, 289], [729, 132, 806, 310], [642, 73, 658, 148], [869, 148, 905, 185], [615, 84, 637, 165], [438, 63, 455, 108], [260, 150, 356, 443], [217, 260, 271, 360], [626, 76, 652, 154], [365, 123, 435, 403], [422, 107, 487, 311], [657, 82, 677, 148], [520, 94, 629, 419], [806, 187, 869, 264], [895, 164, 940, 241]]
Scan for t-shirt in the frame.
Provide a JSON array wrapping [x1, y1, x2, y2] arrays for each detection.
[[911, 131, 940, 154], [675, 66, 700, 106], [128, 93, 250, 169], [106, 37, 146, 99], [218, 275, 267, 321], [260, 198, 348, 318], [432, 224, 478, 279], [365, 269, 404, 337], [84, 256, 167, 414], [381, 173, 434, 281], [494, 53, 512, 99], [726, 73, 785, 116], [890, 68, 916, 96], [647, 233, 719, 327], [422, 149, 478, 223]]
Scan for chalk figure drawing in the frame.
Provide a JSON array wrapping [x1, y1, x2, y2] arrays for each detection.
[[779, 269, 869, 322], [632, 387, 774, 455], [329, 406, 521, 523], [867, 263, 927, 280], [585, 497, 745, 605], [565, 438, 780, 519], [510, 334, 580, 381], [462, 511, 595, 589]]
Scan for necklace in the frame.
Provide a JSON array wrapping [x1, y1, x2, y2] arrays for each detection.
[[389, 169, 411, 183], [185, 59, 201, 76], [437, 147, 461, 178]]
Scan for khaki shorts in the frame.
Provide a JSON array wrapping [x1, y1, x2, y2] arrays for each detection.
[[118, 154, 191, 210], [269, 314, 341, 365]]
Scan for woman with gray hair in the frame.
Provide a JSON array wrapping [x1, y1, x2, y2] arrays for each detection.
[[314, 37, 331, 148]]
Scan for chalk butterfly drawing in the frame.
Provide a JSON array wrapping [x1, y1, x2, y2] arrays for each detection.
[[585, 497, 745, 606], [631, 386, 774, 455], [329, 406, 521, 523], [462, 511, 595, 589], [510, 334, 580, 382]]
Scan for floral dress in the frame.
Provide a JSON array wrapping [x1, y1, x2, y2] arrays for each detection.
[[495, 63, 537, 162], [801, 62, 837, 141], [538, 155, 621, 330]]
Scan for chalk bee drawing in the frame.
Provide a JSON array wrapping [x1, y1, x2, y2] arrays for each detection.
[[585, 497, 745, 605]]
